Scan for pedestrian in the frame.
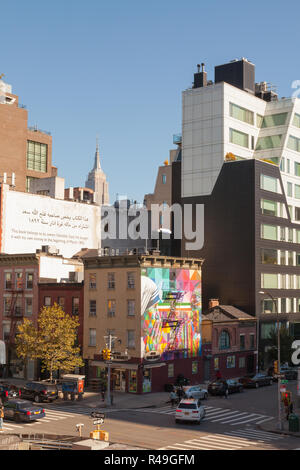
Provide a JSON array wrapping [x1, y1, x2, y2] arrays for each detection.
[[222, 380, 229, 399], [0, 405, 4, 433], [170, 389, 177, 407]]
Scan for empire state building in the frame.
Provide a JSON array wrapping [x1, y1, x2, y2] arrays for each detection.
[[85, 140, 109, 206]]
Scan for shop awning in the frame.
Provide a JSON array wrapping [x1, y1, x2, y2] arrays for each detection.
[[144, 362, 166, 369], [91, 361, 139, 370]]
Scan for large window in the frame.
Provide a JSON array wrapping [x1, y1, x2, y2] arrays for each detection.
[[261, 199, 277, 217], [295, 162, 300, 177], [256, 135, 282, 150], [230, 103, 254, 125], [287, 135, 300, 153], [258, 113, 287, 128], [4, 272, 12, 290], [293, 113, 300, 128], [107, 300, 116, 318], [89, 329, 96, 347], [261, 224, 277, 241], [262, 299, 276, 314], [89, 300, 96, 317], [127, 330, 135, 349], [26, 141, 47, 173], [295, 185, 300, 200], [229, 128, 249, 148], [219, 330, 230, 350], [261, 273, 278, 289], [260, 174, 280, 193], [261, 248, 277, 265]]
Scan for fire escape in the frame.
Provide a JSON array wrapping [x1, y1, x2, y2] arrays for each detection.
[[5, 277, 24, 372], [161, 291, 188, 353]]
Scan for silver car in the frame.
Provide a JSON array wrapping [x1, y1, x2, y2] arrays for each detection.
[[183, 385, 208, 400]]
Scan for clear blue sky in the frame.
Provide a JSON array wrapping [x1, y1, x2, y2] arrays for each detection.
[[2, 0, 300, 203]]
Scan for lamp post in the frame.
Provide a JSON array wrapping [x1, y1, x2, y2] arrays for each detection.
[[259, 290, 283, 431]]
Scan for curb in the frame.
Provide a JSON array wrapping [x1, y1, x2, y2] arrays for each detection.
[[256, 423, 300, 438]]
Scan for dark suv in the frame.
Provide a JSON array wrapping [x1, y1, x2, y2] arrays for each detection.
[[20, 382, 58, 403], [0, 382, 21, 402]]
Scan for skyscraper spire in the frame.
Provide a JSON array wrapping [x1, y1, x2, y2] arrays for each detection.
[[94, 136, 101, 170]]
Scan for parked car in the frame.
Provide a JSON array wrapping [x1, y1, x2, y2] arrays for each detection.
[[20, 381, 58, 403], [0, 382, 21, 402], [183, 385, 208, 400], [208, 379, 243, 396], [270, 366, 298, 382], [238, 373, 272, 388], [175, 399, 206, 424], [3, 399, 45, 422]]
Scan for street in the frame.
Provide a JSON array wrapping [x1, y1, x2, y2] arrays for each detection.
[[2, 382, 300, 450]]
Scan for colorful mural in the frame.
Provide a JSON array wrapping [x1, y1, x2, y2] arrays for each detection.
[[141, 268, 202, 361]]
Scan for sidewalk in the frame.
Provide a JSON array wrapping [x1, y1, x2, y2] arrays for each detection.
[[257, 407, 300, 438]]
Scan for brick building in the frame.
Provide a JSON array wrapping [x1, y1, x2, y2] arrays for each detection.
[[203, 300, 257, 380]]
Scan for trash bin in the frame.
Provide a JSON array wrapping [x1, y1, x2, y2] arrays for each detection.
[[289, 413, 299, 432]]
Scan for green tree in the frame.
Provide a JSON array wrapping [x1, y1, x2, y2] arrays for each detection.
[[16, 303, 84, 381], [266, 326, 294, 365]]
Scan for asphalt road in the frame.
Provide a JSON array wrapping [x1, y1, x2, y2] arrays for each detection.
[[2, 382, 300, 450]]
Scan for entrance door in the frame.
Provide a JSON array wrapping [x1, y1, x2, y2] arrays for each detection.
[[114, 370, 126, 392], [247, 354, 255, 374]]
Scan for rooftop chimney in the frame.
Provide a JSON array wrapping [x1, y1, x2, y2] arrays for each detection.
[[193, 63, 207, 89], [209, 299, 220, 309]]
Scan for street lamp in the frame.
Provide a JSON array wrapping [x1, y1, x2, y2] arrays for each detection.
[[259, 290, 283, 431]]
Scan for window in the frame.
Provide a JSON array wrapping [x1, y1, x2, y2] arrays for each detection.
[[295, 162, 300, 177], [25, 298, 33, 317], [262, 299, 276, 313], [240, 335, 245, 350], [127, 272, 135, 289], [108, 273, 115, 290], [287, 135, 300, 153], [249, 334, 255, 349], [261, 248, 277, 265], [58, 297, 65, 309], [44, 296, 51, 306], [214, 357, 220, 370], [280, 158, 285, 172], [168, 363, 174, 378], [258, 113, 287, 128], [229, 128, 249, 148], [295, 208, 300, 222], [89, 329, 96, 347], [227, 356, 235, 368], [280, 250, 286, 265], [192, 362, 198, 375], [288, 228, 294, 242], [26, 140, 47, 172], [256, 135, 282, 150], [239, 357, 246, 368], [127, 300, 135, 317], [261, 199, 277, 216], [72, 297, 79, 315], [260, 174, 280, 193], [297, 276, 300, 289], [297, 230, 300, 244], [107, 300, 116, 318], [219, 330, 230, 350], [15, 272, 23, 289], [89, 273, 96, 290], [261, 273, 278, 289], [26, 273, 33, 289], [288, 251, 294, 266], [4, 297, 11, 316], [14, 297, 22, 317], [3, 323, 10, 341], [281, 298, 287, 313], [296, 253, 300, 266], [261, 224, 277, 240], [162, 174, 167, 184], [287, 182, 293, 197], [261, 323, 274, 339], [230, 103, 254, 125], [280, 227, 286, 242], [127, 330, 135, 349], [295, 185, 300, 200], [89, 300, 97, 317], [281, 274, 286, 289], [287, 159, 291, 173], [4, 272, 12, 290]]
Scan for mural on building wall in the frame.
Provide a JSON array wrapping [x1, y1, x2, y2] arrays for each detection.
[[141, 268, 202, 362]]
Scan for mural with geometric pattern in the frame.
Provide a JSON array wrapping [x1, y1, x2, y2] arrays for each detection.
[[141, 267, 202, 361]]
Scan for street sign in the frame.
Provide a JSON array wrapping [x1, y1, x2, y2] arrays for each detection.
[[281, 380, 288, 384], [93, 418, 104, 425], [90, 411, 105, 419]]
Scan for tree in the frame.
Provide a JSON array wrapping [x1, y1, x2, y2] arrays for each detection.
[[266, 325, 294, 365], [16, 303, 84, 381]]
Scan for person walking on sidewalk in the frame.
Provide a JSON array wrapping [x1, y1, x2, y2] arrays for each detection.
[[0, 405, 4, 433], [170, 390, 178, 407], [221, 380, 229, 399]]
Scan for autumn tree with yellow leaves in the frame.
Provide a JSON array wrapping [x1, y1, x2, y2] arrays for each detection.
[[16, 303, 84, 381]]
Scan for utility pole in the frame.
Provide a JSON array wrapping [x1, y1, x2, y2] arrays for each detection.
[[103, 333, 117, 407]]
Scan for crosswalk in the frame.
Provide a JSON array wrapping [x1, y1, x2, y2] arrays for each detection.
[[158, 428, 285, 450], [1, 408, 79, 432], [131, 405, 275, 426]]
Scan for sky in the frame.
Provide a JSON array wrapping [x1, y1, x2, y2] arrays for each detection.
[[2, 0, 300, 203]]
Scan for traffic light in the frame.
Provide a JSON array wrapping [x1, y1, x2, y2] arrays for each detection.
[[102, 348, 107, 360], [274, 360, 279, 374], [106, 349, 111, 361]]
